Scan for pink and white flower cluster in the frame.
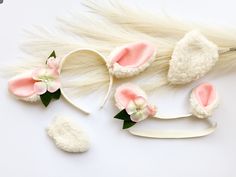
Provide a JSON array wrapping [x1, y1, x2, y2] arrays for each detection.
[[126, 96, 157, 122], [114, 83, 157, 123], [32, 57, 60, 95], [8, 56, 61, 102]]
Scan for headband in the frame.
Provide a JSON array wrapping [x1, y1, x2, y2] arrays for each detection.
[[113, 83, 219, 138], [8, 42, 156, 113]]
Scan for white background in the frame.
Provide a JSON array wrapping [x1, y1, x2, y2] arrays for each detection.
[[0, 0, 236, 177]]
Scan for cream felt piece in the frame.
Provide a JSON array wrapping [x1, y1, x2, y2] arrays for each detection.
[[113, 83, 219, 139], [167, 30, 219, 84], [47, 116, 90, 153]]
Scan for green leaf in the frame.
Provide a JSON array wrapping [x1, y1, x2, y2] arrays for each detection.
[[48, 50, 56, 58], [40, 89, 61, 107], [123, 121, 136, 129], [40, 91, 52, 107], [51, 89, 61, 99], [114, 109, 136, 129], [114, 109, 131, 121]]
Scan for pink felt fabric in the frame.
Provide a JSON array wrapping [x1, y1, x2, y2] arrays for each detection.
[[111, 42, 155, 67], [115, 83, 157, 120], [118, 89, 137, 107], [8, 73, 36, 97], [114, 83, 147, 109], [194, 83, 216, 107]]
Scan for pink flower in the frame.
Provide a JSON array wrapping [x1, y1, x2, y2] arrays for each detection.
[[125, 96, 157, 122], [147, 104, 157, 117], [32, 67, 60, 95], [47, 57, 60, 70]]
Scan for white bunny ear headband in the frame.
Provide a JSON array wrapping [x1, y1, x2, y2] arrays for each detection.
[[113, 83, 219, 138], [7, 30, 229, 115], [8, 42, 156, 112]]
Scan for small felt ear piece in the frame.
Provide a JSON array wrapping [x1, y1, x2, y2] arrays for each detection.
[[190, 83, 219, 118], [114, 83, 147, 110], [108, 42, 156, 78], [168, 30, 219, 84], [8, 72, 40, 102], [47, 116, 90, 153]]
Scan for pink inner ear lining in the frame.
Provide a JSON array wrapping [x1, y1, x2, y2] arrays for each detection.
[[194, 83, 216, 107], [115, 83, 147, 108], [116, 88, 138, 107], [111, 42, 155, 67], [8, 75, 36, 97]]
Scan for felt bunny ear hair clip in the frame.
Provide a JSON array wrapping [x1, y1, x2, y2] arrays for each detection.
[[113, 83, 219, 138]]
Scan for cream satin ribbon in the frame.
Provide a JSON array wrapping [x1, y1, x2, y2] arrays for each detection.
[[128, 114, 217, 139]]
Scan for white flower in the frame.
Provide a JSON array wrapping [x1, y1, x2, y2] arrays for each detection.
[[125, 96, 157, 122], [32, 67, 60, 95]]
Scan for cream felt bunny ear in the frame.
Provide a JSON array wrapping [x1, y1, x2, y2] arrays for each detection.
[[190, 83, 219, 119], [113, 83, 219, 138], [114, 83, 148, 110], [168, 30, 219, 84], [108, 42, 156, 78], [47, 116, 90, 153], [8, 72, 40, 102]]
